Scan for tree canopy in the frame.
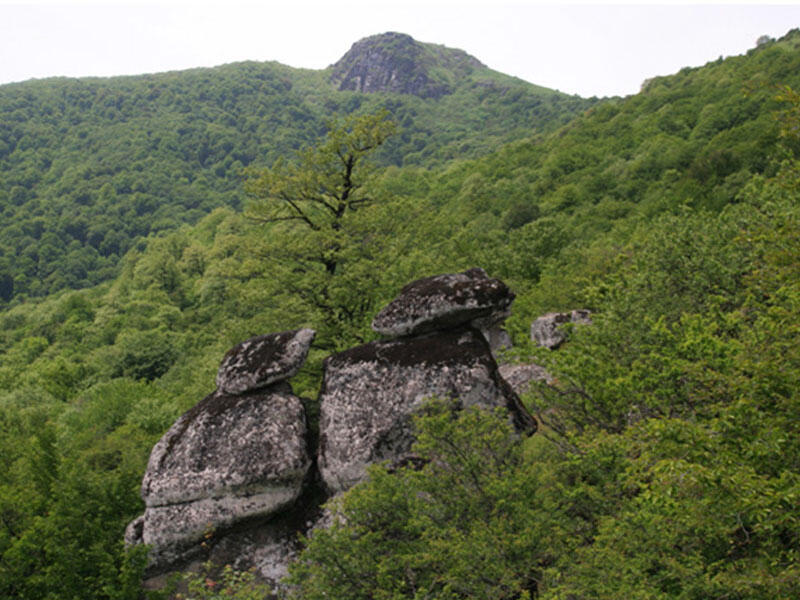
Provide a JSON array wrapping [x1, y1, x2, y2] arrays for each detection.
[[244, 110, 396, 272]]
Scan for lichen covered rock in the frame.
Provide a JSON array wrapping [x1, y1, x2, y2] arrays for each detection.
[[318, 326, 536, 493], [215, 328, 315, 395], [142, 383, 310, 507], [128, 270, 545, 585], [137, 383, 311, 571], [372, 268, 514, 337]]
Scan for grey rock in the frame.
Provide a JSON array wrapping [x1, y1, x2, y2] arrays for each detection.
[[215, 328, 315, 395], [499, 362, 552, 395], [571, 309, 592, 324], [124, 514, 144, 547], [138, 384, 311, 571], [142, 384, 310, 507], [479, 324, 513, 356], [318, 326, 536, 494], [143, 487, 300, 548], [141, 492, 302, 576], [530, 309, 592, 349], [372, 268, 514, 337], [330, 32, 484, 98], [205, 517, 305, 588]]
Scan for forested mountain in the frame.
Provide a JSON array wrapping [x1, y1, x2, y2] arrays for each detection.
[[0, 32, 592, 301], [1, 28, 800, 600]]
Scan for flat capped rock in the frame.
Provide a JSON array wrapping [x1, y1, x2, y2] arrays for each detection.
[[318, 326, 536, 494], [372, 268, 514, 337], [216, 328, 315, 394]]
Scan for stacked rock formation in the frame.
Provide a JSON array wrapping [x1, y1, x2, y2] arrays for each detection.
[[127, 269, 539, 583], [126, 329, 315, 571], [318, 268, 537, 494]]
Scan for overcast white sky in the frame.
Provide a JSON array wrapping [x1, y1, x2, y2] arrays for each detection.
[[2, 1, 799, 98]]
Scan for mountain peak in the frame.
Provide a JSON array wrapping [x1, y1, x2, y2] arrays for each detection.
[[330, 32, 485, 98]]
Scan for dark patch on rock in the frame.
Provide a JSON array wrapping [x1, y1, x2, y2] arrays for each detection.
[[331, 326, 495, 370], [216, 328, 315, 394], [372, 268, 514, 337]]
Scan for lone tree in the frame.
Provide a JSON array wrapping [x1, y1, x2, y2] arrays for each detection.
[[243, 110, 397, 348], [245, 110, 396, 275]]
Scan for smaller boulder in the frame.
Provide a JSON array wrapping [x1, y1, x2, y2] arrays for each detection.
[[530, 310, 591, 349], [499, 363, 552, 396], [372, 268, 514, 337], [141, 384, 310, 509], [216, 329, 315, 395]]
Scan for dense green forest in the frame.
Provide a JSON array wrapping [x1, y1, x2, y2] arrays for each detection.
[[0, 34, 592, 302], [1, 29, 800, 599]]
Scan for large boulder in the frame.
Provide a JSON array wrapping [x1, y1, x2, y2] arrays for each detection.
[[216, 329, 315, 395], [318, 326, 536, 494], [136, 384, 311, 569], [530, 309, 591, 349], [141, 383, 310, 509], [372, 268, 514, 337]]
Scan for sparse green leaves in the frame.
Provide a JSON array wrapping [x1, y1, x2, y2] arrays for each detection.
[[244, 110, 396, 234]]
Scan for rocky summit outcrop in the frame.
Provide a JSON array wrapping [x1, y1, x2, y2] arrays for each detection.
[[372, 267, 514, 338], [319, 269, 535, 494], [530, 309, 592, 349], [330, 32, 484, 98], [127, 329, 315, 574]]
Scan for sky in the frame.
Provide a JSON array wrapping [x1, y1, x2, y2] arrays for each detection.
[[2, 1, 799, 98]]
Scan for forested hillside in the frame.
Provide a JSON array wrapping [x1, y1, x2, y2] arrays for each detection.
[[0, 32, 592, 301], [1, 29, 799, 600]]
